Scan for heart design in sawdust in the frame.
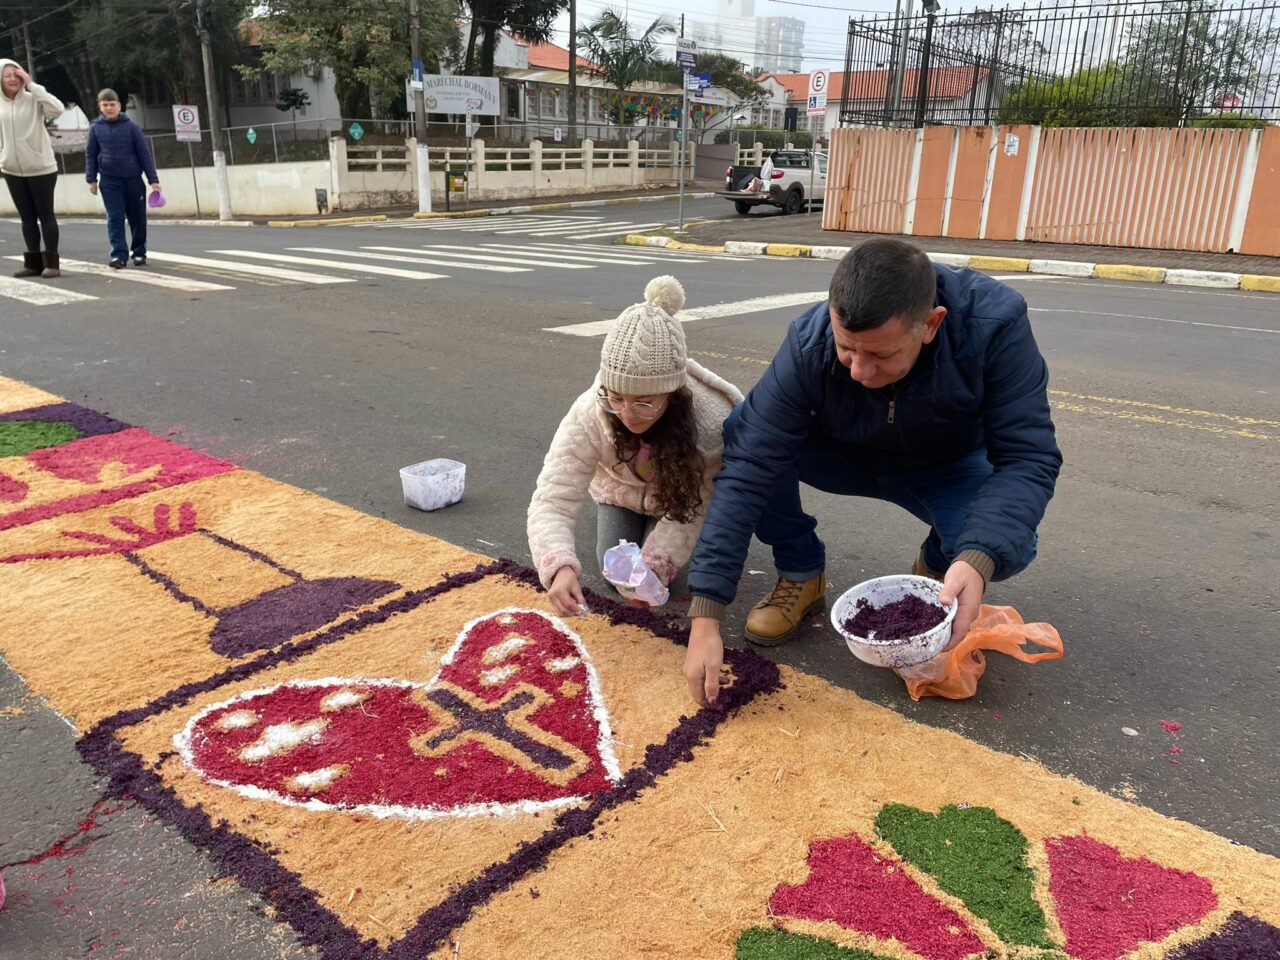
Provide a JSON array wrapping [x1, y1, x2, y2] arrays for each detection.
[[174, 608, 623, 819]]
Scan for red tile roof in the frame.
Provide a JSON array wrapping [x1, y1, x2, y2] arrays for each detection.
[[526, 41, 597, 72], [770, 67, 987, 103]]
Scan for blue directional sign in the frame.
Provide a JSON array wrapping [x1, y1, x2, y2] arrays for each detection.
[[348, 121, 365, 141], [691, 71, 712, 91]]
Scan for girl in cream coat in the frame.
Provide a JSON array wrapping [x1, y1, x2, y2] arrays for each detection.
[[528, 276, 742, 616], [0, 59, 64, 277]]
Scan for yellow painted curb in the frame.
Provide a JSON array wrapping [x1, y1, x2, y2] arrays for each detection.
[[529, 202, 572, 212], [1093, 263, 1167, 283], [765, 243, 811, 257], [412, 209, 491, 220], [667, 240, 725, 253], [968, 255, 1031, 272], [1240, 274, 1280, 293], [623, 234, 654, 246], [266, 214, 388, 228]]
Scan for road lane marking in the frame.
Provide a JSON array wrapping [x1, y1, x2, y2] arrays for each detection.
[[219, 250, 448, 280], [300, 248, 530, 273], [477, 244, 689, 266], [0, 275, 98, 305], [1047, 390, 1280, 429], [1030, 307, 1279, 335], [547, 292, 826, 336], [148, 252, 355, 284], [4, 256, 234, 292]]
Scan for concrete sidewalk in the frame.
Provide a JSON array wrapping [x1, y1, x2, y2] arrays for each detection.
[[676, 211, 1280, 279]]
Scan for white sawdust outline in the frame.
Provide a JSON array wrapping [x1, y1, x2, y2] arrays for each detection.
[[172, 607, 624, 821]]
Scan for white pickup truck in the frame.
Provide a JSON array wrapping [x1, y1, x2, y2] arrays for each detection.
[[717, 149, 828, 215]]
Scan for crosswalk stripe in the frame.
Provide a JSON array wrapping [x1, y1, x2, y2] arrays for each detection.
[[524, 242, 707, 262], [491, 222, 621, 235], [380, 245, 596, 269], [0, 275, 98, 305], [552, 223, 668, 239], [220, 249, 448, 280], [5, 255, 234, 292], [148, 252, 355, 284], [301, 247, 531, 273], [545, 291, 827, 337], [422, 215, 604, 231], [477, 243, 694, 266]]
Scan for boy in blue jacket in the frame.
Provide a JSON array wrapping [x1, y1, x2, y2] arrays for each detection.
[[683, 238, 1062, 707], [85, 89, 161, 268]]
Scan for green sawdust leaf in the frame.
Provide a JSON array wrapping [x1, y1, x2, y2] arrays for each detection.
[[875, 803, 1055, 949], [0, 420, 80, 458], [735, 927, 894, 960]]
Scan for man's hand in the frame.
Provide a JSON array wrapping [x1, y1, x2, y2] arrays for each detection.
[[547, 567, 586, 618], [88, 183, 98, 196], [684, 617, 724, 708], [938, 559, 985, 646]]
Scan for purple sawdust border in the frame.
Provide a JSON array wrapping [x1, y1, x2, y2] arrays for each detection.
[[0, 400, 130, 439], [78, 559, 782, 960]]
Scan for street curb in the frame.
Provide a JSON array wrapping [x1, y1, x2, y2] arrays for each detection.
[[622, 234, 1280, 291], [37, 217, 255, 227], [263, 191, 717, 227]]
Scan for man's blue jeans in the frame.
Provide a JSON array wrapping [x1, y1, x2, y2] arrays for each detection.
[[723, 404, 1037, 581], [99, 175, 147, 261]]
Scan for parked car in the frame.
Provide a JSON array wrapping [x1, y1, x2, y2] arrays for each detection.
[[717, 149, 827, 215]]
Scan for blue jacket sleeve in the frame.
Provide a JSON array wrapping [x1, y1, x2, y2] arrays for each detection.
[[954, 307, 1062, 577], [688, 317, 824, 606], [132, 123, 159, 183], [85, 125, 99, 183]]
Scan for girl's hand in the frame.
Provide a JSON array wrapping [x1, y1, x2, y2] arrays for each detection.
[[13, 66, 31, 87], [547, 567, 587, 618]]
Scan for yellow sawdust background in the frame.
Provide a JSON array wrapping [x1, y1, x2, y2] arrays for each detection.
[[2, 376, 1278, 960]]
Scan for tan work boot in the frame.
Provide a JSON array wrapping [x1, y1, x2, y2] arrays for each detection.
[[912, 553, 944, 582], [744, 573, 827, 646]]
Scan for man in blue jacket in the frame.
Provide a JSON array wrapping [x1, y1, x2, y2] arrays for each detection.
[[85, 89, 161, 268], [683, 239, 1062, 707]]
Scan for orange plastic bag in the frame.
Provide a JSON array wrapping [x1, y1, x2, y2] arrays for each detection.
[[894, 603, 1063, 701]]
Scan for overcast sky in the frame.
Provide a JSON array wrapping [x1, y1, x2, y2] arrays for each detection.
[[548, 0, 1021, 74]]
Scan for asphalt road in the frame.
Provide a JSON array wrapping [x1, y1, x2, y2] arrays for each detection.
[[2, 195, 1278, 957]]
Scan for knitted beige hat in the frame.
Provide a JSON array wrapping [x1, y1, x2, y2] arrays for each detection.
[[599, 276, 688, 395]]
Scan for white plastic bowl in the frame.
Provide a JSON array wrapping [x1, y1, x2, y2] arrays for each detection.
[[831, 574, 957, 669], [400, 458, 466, 511]]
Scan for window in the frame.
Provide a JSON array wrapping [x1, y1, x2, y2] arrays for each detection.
[[540, 87, 555, 117], [506, 83, 522, 119]]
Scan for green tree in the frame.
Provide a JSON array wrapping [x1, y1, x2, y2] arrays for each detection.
[[249, 0, 459, 118], [577, 8, 675, 124], [1121, 0, 1280, 125], [462, 0, 566, 76], [998, 64, 1178, 127]]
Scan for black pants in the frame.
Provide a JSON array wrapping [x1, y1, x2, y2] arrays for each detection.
[[4, 172, 59, 254]]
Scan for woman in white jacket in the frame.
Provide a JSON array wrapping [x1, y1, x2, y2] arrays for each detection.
[[0, 59, 64, 278], [528, 276, 743, 617]]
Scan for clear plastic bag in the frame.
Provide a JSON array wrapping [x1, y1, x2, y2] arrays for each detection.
[[602, 540, 669, 607]]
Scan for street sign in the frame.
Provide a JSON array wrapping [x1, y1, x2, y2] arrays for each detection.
[[687, 71, 711, 92], [172, 104, 201, 143], [246, 127, 257, 144], [554, 127, 563, 142], [806, 69, 829, 116], [676, 37, 698, 72], [411, 58, 425, 92], [348, 122, 365, 141]]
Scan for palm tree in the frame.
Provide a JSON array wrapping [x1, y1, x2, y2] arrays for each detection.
[[577, 9, 676, 125]]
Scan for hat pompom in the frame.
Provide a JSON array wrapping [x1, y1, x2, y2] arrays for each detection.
[[644, 275, 685, 315]]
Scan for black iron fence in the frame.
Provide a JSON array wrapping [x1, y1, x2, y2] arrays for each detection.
[[841, 0, 1280, 128]]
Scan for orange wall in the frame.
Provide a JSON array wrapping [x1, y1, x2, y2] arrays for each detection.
[[1240, 126, 1280, 256], [982, 125, 1034, 241], [946, 126, 991, 239], [911, 126, 953, 237]]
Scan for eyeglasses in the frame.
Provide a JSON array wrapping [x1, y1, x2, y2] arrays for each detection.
[[596, 390, 666, 421]]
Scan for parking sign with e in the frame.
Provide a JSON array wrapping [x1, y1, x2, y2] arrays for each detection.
[[806, 70, 829, 116], [173, 104, 202, 143]]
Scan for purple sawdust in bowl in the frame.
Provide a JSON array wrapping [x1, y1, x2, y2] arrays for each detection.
[[841, 594, 948, 642]]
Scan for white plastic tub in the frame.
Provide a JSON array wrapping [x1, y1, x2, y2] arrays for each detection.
[[400, 458, 466, 511], [830, 574, 957, 669]]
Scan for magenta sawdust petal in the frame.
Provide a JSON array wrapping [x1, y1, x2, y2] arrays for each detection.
[[1166, 913, 1280, 959], [769, 833, 988, 960], [1046, 833, 1218, 960]]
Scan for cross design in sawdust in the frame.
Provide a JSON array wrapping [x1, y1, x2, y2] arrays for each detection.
[[737, 803, 1280, 960], [175, 608, 623, 819]]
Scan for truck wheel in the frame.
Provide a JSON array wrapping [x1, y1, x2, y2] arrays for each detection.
[[783, 189, 804, 215], [734, 200, 753, 215]]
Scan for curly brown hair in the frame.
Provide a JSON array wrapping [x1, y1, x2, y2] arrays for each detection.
[[607, 387, 705, 525]]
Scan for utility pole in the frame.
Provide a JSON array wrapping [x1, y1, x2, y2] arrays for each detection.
[[567, 0, 578, 146], [678, 15, 688, 232], [890, 0, 915, 124], [196, 0, 232, 220], [409, 0, 432, 212]]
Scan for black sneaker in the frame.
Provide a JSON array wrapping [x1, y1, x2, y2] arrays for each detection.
[[132, 255, 147, 267], [109, 259, 126, 269]]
